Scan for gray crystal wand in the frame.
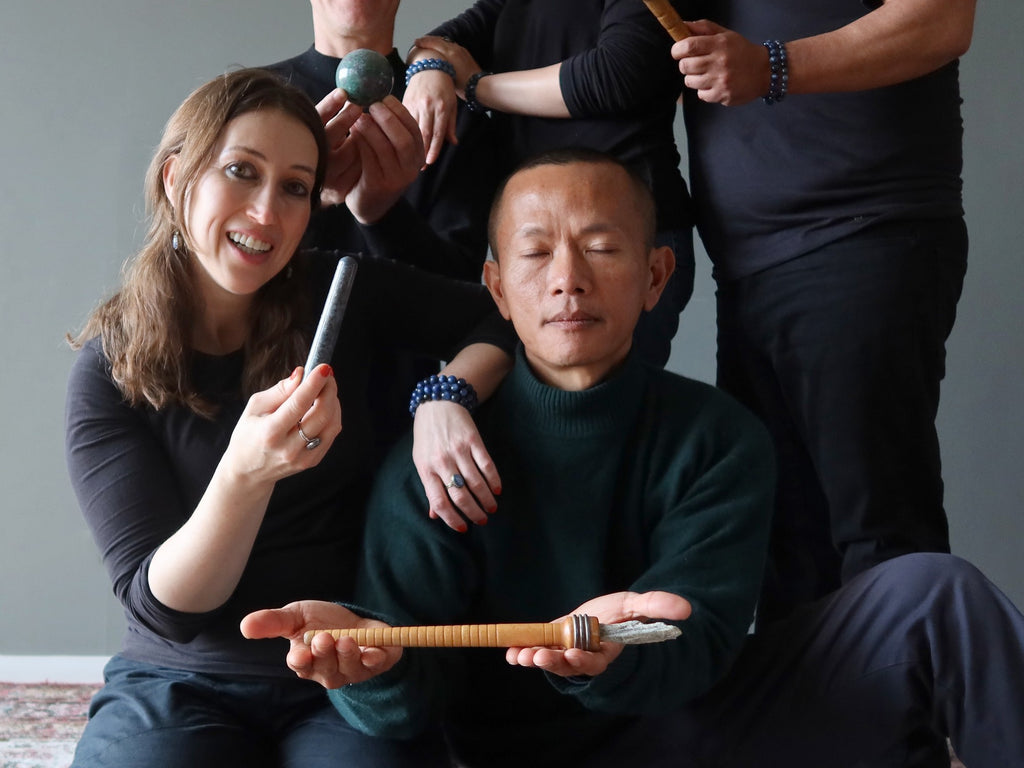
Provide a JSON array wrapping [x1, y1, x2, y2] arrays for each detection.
[[303, 614, 681, 651], [303, 256, 358, 380]]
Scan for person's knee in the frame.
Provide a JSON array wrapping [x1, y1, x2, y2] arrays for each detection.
[[873, 552, 984, 601], [902, 551, 979, 579]]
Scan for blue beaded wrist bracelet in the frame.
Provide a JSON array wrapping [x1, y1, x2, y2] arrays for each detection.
[[409, 375, 479, 418], [405, 58, 456, 87], [761, 40, 788, 105], [464, 71, 492, 113]]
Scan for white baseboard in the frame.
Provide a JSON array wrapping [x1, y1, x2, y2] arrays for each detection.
[[0, 655, 108, 684]]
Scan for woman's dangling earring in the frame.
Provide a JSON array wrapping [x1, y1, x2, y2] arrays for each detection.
[[171, 230, 182, 251]]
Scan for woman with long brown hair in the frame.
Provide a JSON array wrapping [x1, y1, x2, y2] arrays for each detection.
[[66, 68, 510, 767]]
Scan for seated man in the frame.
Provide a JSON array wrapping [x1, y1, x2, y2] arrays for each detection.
[[243, 149, 1024, 768]]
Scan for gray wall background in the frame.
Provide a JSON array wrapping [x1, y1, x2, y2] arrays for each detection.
[[1, 2, 1020, 657]]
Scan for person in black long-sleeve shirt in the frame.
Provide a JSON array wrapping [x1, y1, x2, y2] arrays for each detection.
[[65, 69, 513, 768], [671, 0, 974, 645]]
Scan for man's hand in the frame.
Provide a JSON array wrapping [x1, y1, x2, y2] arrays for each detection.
[[672, 20, 769, 106], [673, 1, 976, 102], [241, 600, 402, 689], [505, 591, 691, 678]]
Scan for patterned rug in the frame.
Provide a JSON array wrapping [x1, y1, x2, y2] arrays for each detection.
[[0, 683, 98, 768]]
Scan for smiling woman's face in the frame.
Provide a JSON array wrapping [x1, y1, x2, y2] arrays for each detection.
[[164, 108, 318, 306]]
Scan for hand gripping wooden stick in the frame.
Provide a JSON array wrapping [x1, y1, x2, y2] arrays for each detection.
[[641, 0, 690, 41], [303, 615, 683, 650]]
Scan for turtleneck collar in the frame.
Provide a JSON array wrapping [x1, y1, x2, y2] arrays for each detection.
[[295, 45, 405, 95], [493, 345, 649, 439]]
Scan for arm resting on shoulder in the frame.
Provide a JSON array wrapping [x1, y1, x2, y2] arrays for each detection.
[[363, 256, 516, 530]]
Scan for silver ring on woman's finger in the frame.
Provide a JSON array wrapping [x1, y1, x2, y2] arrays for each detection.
[[297, 423, 321, 451], [444, 473, 465, 490]]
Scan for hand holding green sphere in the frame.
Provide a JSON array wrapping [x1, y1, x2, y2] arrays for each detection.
[[335, 49, 394, 107]]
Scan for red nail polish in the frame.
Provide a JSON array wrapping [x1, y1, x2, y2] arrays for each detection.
[[320, 364, 334, 377]]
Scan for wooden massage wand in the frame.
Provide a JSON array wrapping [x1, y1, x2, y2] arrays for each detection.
[[303, 615, 681, 651], [641, 0, 690, 42]]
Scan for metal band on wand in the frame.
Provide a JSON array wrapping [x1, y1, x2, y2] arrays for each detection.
[[303, 614, 682, 650], [303, 256, 358, 380], [641, 0, 690, 41]]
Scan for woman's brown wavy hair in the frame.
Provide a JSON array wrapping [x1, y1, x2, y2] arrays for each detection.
[[69, 68, 328, 417]]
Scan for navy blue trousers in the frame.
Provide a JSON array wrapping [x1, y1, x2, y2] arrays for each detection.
[[672, 553, 1024, 767], [70, 659, 448, 768], [715, 218, 968, 624]]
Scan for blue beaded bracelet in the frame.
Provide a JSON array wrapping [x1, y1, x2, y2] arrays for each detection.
[[405, 58, 456, 88], [761, 40, 788, 105], [464, 70, 492, 113], [409, 375, 479, 418]]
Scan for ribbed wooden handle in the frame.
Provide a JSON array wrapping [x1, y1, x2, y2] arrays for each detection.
[[304, 615, 600, 651], [642, 0, 690, 41]]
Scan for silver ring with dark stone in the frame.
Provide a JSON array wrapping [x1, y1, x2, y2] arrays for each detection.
[[298, 424, 321, 451]]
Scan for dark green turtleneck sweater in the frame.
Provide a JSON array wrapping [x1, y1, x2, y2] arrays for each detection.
[[330, 349, 775, 766]]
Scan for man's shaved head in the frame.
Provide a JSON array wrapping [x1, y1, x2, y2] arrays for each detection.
[[488, 148, 658, 261]]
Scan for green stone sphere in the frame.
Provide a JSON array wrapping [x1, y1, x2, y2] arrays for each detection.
[[335, 49, 394, 107]]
